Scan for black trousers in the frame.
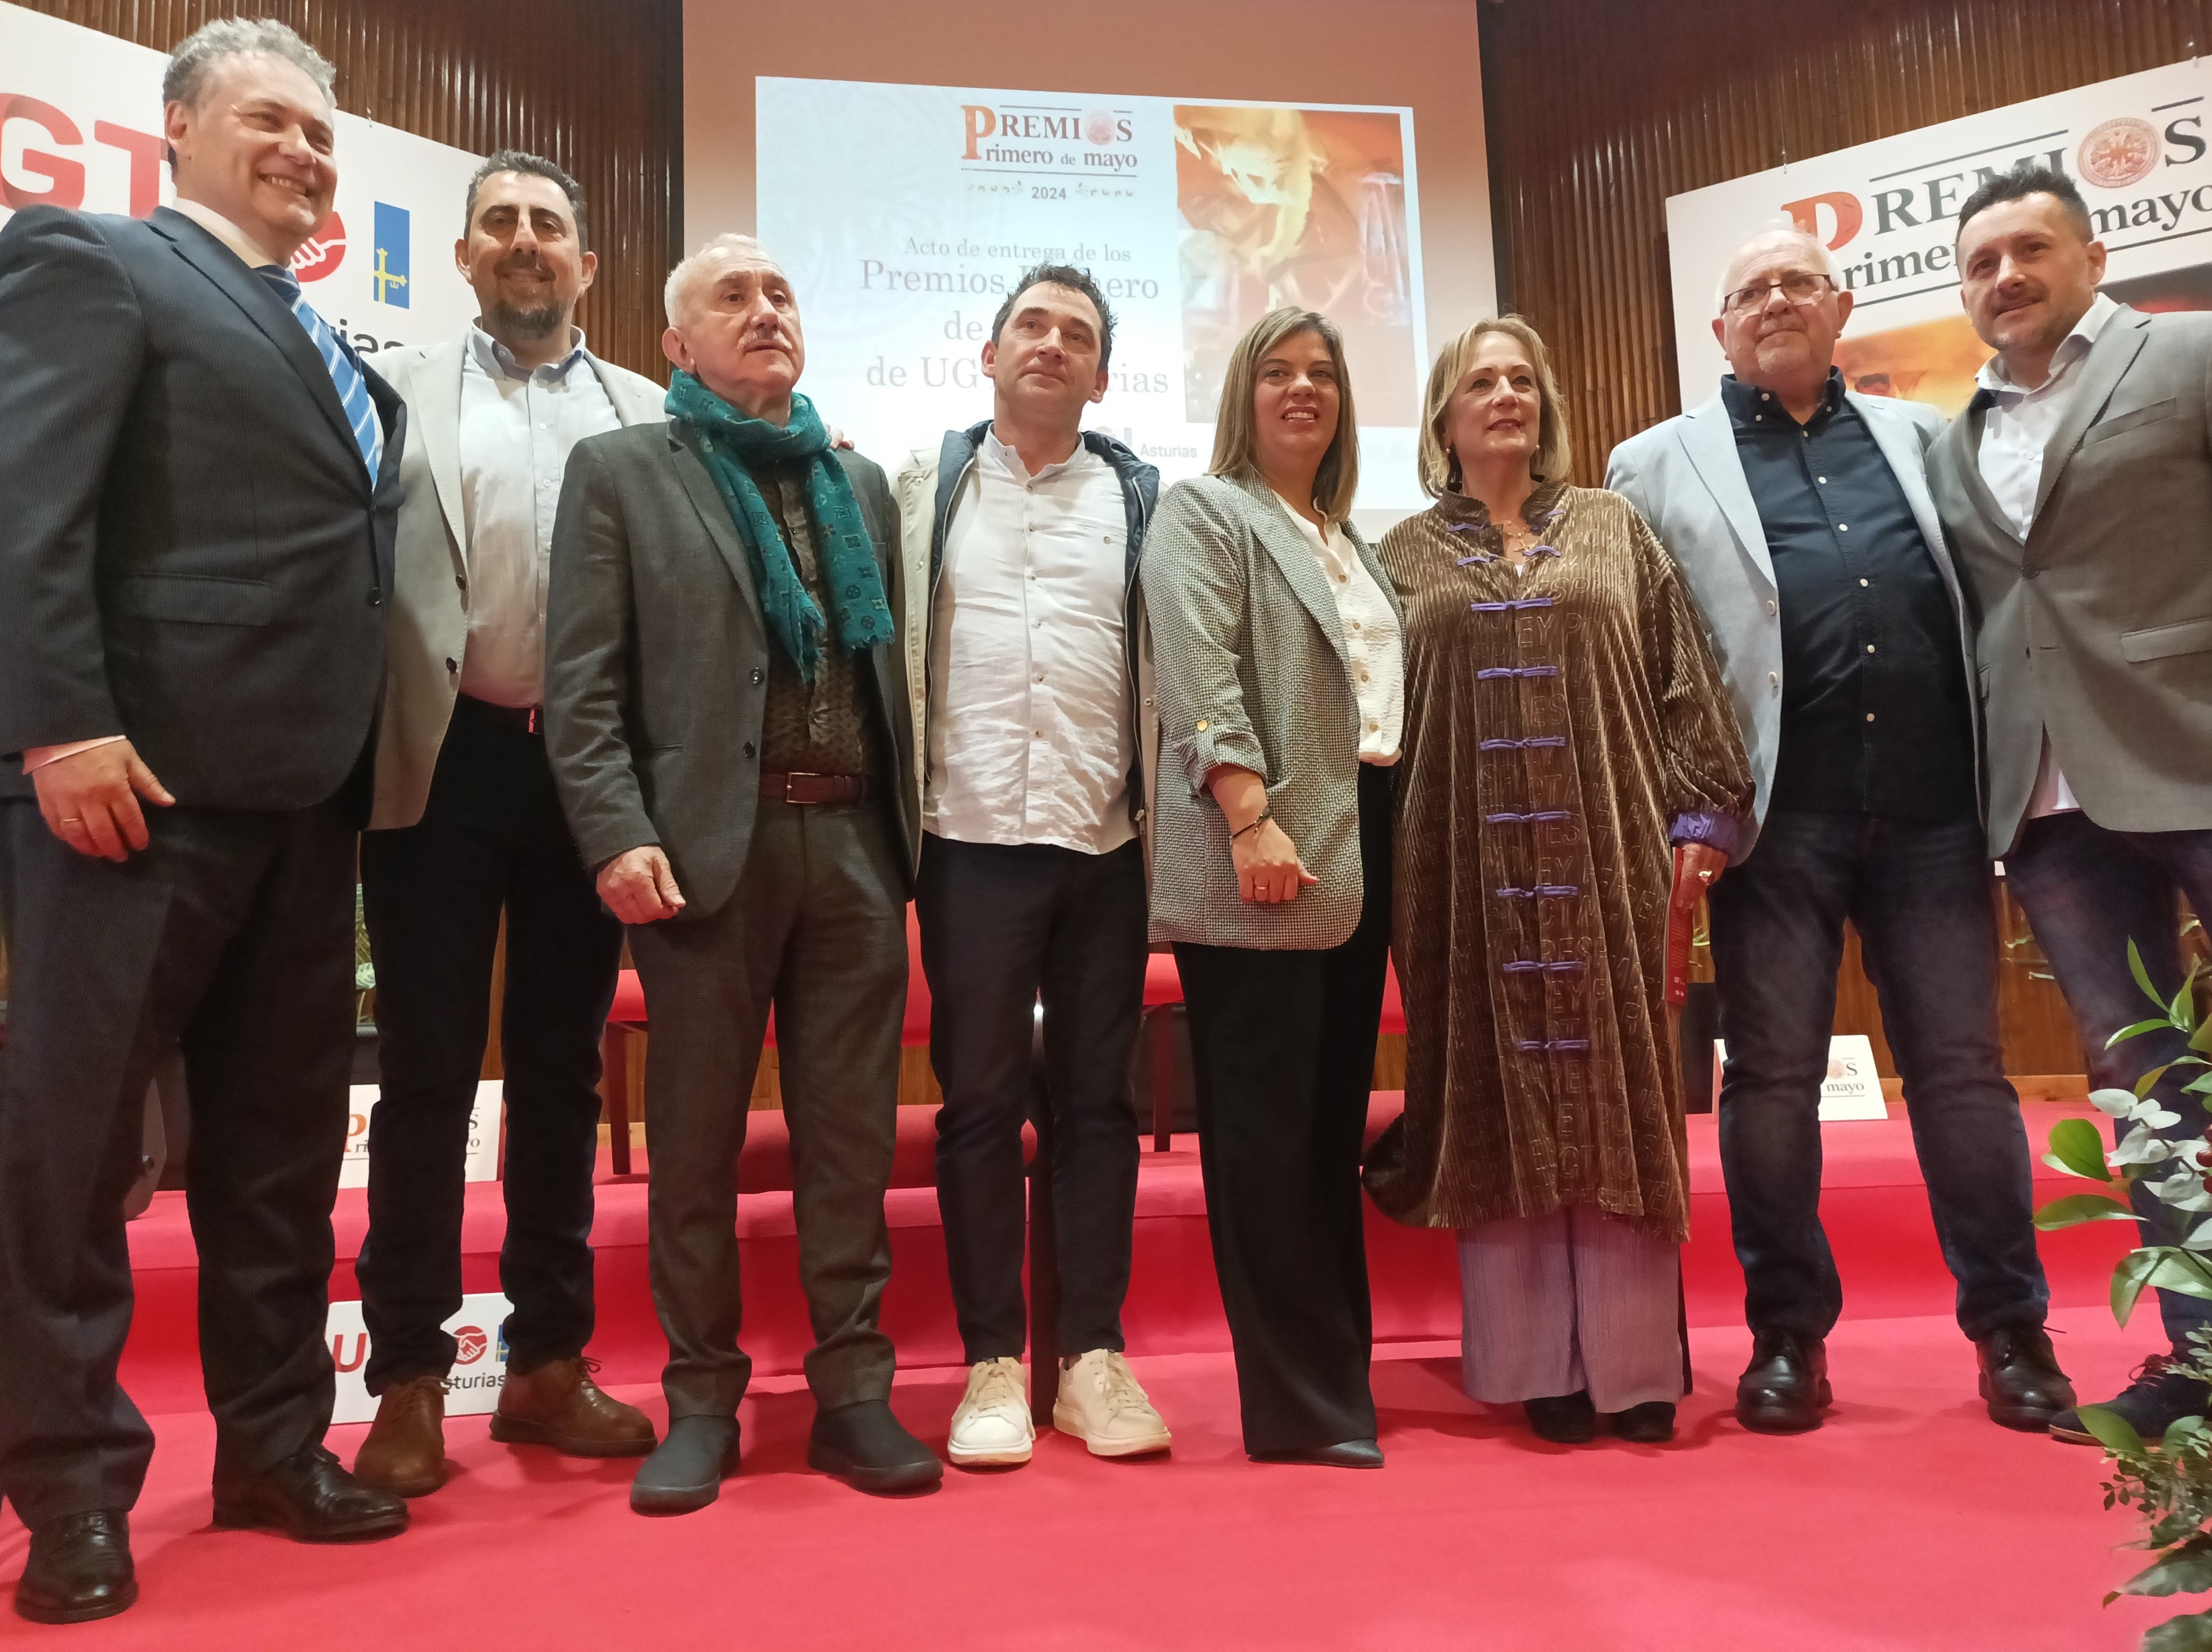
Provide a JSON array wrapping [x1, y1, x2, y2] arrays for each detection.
[[627, 795, 907, 1418], [356, 701, 621, 1390], [916, 833, 1147, 1364], [1174, 764, 1393, 1456], [0, 795, 356, 1525]]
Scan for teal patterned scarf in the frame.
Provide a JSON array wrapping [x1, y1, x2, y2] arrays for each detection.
[[666, 371, 893, 681]]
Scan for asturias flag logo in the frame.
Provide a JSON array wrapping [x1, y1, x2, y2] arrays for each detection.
[[372, 202, 410, 308]]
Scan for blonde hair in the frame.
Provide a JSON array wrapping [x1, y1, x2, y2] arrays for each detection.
[[1417, 315, 1573, 499], [1208, 307, 1361, 522]]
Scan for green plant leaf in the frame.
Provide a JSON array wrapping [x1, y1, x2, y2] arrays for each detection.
[[2118, 1252, 2165, 1326], [2036, 1192, 2141, 1229], [2173, 967, 2203, 1035], [2192, 1017, 2212, 1055], [2048, 1117, 2117, 1181], [2165, 1415, 2209, 1450], [2140, 1066, 2177, 1100], [2080, 1399, 2148, 1455], [2144, 1607, 2212, 1652], [2136, 940, 2168, 1012], [2147, 1253, 2212, 1301], [2115, 1019, 2181, 1049], [2121, 1537, 2212, 1598]]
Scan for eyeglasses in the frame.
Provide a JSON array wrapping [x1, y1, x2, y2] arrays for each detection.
[[1721, 272, 1836, 316]]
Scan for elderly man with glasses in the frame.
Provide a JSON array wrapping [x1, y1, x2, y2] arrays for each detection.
[[1607, 225, 2068, 1437]]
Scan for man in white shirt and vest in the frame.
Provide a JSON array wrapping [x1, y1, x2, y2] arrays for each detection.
[[895, 264, 1172, 1466], [348, 153, 663, 1496], [1929, 161, 2212, 1446]]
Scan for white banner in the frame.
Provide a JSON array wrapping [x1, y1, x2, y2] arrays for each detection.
[[757, 77, 1427, 510], [342, 1081, 503, 1190], [327, 1292, 513, 1424], [0, 0, 482, 357], [1714, 1034, 1889, 1122], [1665, 58, 2212, 416]]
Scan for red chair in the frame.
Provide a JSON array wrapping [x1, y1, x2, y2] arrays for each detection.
[[598, 908, 935, 1175]]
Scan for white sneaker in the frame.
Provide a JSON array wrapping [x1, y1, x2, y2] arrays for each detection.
[[1053, 1349, 1172, 1457], [947, 1356, 1033, 1466]]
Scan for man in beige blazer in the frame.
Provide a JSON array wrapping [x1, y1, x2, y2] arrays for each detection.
[[350, 153, 665, 1496], [1928, 161, 2212, 1446]]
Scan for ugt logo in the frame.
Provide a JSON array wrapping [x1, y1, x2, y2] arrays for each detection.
[[290, 211, 345, 281], [371, 202, 410, 308]]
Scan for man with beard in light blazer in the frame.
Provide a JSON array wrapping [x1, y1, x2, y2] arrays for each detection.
[[348, 150, 664, 1500], [1929, 161, 2212, 1448]]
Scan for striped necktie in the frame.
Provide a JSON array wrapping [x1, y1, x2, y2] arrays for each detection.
[[256, 264, 385, 479]]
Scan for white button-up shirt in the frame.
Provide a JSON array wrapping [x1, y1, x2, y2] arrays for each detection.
[[457, 325, 620, 708], [926, 430, 1136, 853], [1974, 289, 2120, 817], [1272, 492, 1404, 764]]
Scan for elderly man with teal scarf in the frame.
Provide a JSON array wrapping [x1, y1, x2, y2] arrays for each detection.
[[543, 232, 936, 1511]]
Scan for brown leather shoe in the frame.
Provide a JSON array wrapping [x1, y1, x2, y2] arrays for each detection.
[[490, 1357, 655, 1458], [352, 1376, 447, 1498]]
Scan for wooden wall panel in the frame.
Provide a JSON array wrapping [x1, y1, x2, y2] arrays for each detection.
[[14, 0, 683, 380]]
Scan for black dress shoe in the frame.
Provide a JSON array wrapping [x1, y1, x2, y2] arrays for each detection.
[[211, 1444, 408, 1540], [1250, 1439, 1384, 1468], [1736, 1329, 1831, 1434], [1610, 1402, 1677, 1444], [2052, 1355, 2210, 1446], [807, 1400, 943, 1494], [14, 1510, 137, 1625], [1977, 1325, 2075, 1432], [1525, 1392, 1597, 1444], [630, 1415, 739, 1515]]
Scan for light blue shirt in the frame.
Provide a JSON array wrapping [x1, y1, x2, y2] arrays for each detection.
[[457, 324, 620, 707]]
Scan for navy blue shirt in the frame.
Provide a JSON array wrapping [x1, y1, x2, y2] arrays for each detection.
[[1723, 370, 1975, 819]]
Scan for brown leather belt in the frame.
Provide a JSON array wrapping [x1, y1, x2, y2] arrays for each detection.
[[455, 694, 540, 734], [759, 771, 871, 806]]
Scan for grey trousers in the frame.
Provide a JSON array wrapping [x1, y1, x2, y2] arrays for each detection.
[[1459, 1207, 1682, 1414], [627, 795, 907, 1418]]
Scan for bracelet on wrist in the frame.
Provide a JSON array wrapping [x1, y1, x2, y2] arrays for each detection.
[[1230, 809, 1272, 842]]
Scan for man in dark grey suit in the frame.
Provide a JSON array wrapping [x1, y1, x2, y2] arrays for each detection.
[[544, 232, 938, 1511], [1930, 162, 2212, 1444], [0, 20, 408, 1625]]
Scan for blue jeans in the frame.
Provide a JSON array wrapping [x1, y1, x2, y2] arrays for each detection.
[[1709, 810, 2049, 1341], [2004, 813, 2212, 1356]]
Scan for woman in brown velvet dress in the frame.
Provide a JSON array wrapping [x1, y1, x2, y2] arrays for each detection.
[[1362, 318, 1751, 1444]]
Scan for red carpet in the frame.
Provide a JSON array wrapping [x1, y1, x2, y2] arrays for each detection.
[[2, 1098, 2171, 1649]]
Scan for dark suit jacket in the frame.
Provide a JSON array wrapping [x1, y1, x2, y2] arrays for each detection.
[[0, 205, 402, 811], [1927, 304, 2212, 855], [543, 419, 916, 922]]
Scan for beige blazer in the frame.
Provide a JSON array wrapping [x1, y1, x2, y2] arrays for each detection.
[[1927, 304, 2212, 856], [1139, 471, 1404, 950], [367, 330, 667, 830]]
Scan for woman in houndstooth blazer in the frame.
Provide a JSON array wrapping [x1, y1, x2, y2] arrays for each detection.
[[1140, 307, 1405, 1466]]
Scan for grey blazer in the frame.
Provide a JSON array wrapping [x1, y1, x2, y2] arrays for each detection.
[[1139, 471, 1404, 949], [1607, 386, 1976, 860], [1927, 303, 2212, 857], [543, 420, 917, 923], [368, 331, 667, 829]]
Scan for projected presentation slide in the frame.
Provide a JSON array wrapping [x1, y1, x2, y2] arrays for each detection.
[[757, 77, 1428, 508]]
